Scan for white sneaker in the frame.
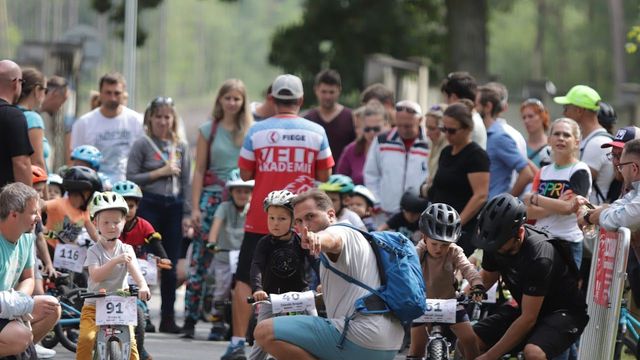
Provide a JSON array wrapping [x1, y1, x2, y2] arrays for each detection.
[[35, 344, 56, 359]]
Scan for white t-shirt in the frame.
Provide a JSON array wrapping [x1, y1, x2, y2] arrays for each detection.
[[71, 107, 143, 183], [471, 111, 487, 150], [579, 128, 615, 205], [534, 161, 592, 243], [321, 226, 403, 350]]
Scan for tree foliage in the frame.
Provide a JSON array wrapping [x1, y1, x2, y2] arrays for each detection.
[[268, 0, 446, 99], [90, 0, 165, 46]]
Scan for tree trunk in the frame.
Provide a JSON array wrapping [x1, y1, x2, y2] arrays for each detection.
[[608, 0, 626, 99], [445, 0, 488, 81], [532, 0, 545, 80]]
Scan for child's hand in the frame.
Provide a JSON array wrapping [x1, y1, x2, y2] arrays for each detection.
[[114, 253, 133, 264], [157, 258, 172, 270], [252, 291, 268, 301], [138, 286, 151, 301]]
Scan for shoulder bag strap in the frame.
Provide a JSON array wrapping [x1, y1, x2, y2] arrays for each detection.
[[143, 135, 169, 164]]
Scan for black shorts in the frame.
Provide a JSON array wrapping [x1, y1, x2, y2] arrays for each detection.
[[235, 232, 266, 284], [473, 305, 588, 358]]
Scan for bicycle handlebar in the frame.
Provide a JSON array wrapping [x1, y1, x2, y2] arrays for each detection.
[[81, 285, 139, 299]]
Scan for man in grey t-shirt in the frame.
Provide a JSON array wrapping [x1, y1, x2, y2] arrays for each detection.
[[253, 189, 402, 360]]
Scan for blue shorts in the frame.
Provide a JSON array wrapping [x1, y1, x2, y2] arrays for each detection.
[[272, 315, 398, 360]]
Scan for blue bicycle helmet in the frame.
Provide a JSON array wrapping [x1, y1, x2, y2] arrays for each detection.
[[318, 174, 355, 194], [112, 180, 143, 199], [71, 145, 103, 170]]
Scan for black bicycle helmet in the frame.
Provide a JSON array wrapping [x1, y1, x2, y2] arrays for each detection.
[[473, 193, 527, 252], [597, 101, 617, 128], [400, 191, 429, 214], [419, 203, 462, 243], [62, 166, 103, 192]]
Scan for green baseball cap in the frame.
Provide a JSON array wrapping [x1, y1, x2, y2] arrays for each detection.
[[554, 85, 601, 111]]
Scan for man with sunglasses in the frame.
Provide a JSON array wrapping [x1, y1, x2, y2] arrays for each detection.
[[71, 72, 143, 183], [581, 139, 640, 249], [364, 100, 429, 221], [0, 59, 33, 187]]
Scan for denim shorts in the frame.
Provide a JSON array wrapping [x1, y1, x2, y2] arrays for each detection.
[[272, 315, 397, 360]]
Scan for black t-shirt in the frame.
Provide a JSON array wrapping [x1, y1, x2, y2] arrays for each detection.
[[386, 212, 420, 244], [427, 142, 489, 235], [0, 99, 33, 187], [250, 232, 316, 294], [483, 225, 587, 316]]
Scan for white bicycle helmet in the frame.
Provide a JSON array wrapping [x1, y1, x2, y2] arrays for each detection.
[[352, 185, 377, 207], [225, 168, 255, 189], [263, 190, 296, 212], [89, 191, 129, 219], [47, 173, 64, 187]]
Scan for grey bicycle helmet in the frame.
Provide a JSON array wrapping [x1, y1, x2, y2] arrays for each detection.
[[62, 166, 103, 192], [473, 193, 527, 252], [419, 203, 462, 243], [263, 190, 296, 212]]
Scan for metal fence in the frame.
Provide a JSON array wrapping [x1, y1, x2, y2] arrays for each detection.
[[578, 227, 631, 360]]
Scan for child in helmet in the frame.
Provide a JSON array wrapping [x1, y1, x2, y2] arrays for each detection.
[[47, 173, 64, 199], [348, 184, 378, 232], [42, 166, 101, 250], [247, 190, 318, 360], [113, 180, 171, 266], [318, 174, 366, 230], [112, 180, 166, 360], [378, 191, 429, 244], [70, 144, 113, 190], [30, 166, 55, 296], [407, 203, 485, 360], [205, 169, 254, 341], [76, 191, 151, 360]]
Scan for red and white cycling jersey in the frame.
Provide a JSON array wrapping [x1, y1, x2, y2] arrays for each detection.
[[238, 115, 334, 234]]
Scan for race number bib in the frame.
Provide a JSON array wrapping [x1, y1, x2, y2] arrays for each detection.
[[413, 299, 457, 324], [229, 250, 240, 274], [128, 258, 157, 286], [96, 296, 138, 326], [270, 291, 316, 314], [53, 244, 87, 273]]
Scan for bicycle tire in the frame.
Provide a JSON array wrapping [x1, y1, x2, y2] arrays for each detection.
[[427, 338, 448, 360], [108, 340, 123, 360], [40, 329, 59, 349], [55, 323, 78, 352], [622, 333, 639, 359]]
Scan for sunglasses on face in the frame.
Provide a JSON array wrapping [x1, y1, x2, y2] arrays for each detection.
[[439, 126, 460, 135], [395, 105, 418, 115], [363, 126, 381, 133], [606, 152, 621, 161]]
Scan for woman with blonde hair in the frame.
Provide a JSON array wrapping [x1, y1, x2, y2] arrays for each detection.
[[126, 96, 192, 335], [183, 79, 253, 338], [523, 117, 592, 268]]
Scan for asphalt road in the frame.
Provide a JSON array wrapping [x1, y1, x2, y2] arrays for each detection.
[[48, 286, 407, 359]]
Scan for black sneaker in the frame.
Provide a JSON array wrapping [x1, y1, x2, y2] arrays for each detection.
[[180, 318, 196, 339], [145, 319, 156, 333], [159, 317, 181, 334]]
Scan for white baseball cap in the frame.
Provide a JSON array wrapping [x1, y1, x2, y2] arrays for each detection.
[[271, 74, 304, 100]]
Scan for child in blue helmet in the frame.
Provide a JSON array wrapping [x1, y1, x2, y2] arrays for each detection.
[[318, 174, 366, 230], [70, 145, 113, 190]]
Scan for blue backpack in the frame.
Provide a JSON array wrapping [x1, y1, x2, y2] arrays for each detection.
[[319, 224, 426, 331]]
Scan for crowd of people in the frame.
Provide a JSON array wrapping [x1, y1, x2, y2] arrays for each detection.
[[1, 55, 639, 360]]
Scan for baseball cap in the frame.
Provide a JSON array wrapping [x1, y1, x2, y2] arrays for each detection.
[[271, 74, 303, 100], [553, 85, 601, 111], [601, 126, 640, 149]]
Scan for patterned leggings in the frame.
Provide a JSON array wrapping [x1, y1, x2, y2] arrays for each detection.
[[184, 188, 222, 322]]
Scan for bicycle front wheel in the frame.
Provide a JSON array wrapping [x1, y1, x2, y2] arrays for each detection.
[[55, 323, 78, 352], [427, 338, 448, 360], [108, 340, 123, 360]]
